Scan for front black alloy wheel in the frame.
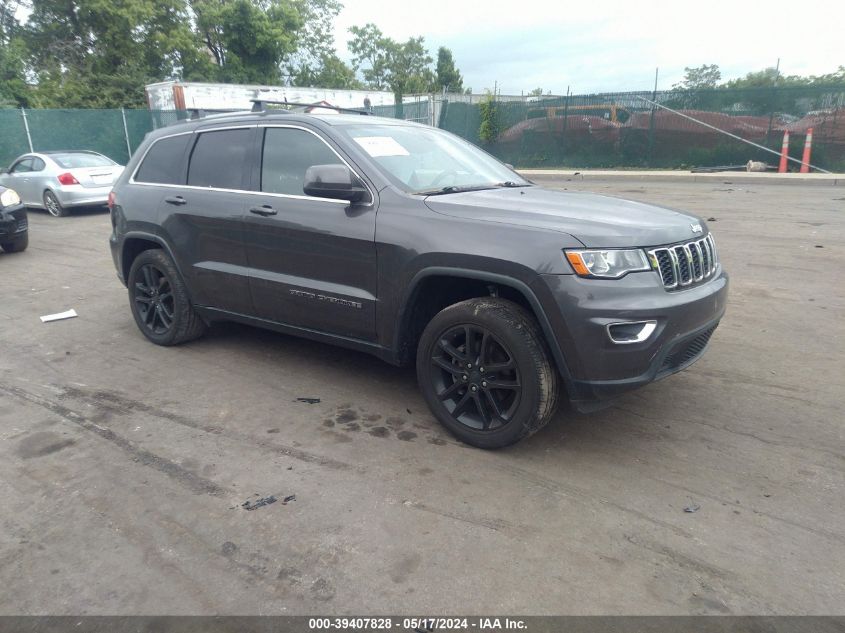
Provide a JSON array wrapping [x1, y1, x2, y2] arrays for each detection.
[[417, 298, 560, 449], [430, 324, 521, 431], [127, 249, 206, 346]]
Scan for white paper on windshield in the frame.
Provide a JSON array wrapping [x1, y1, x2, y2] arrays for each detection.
[[353, 136, 409, 157]]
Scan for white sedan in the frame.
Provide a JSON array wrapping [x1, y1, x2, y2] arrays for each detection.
[[0, 150, 124, 217]]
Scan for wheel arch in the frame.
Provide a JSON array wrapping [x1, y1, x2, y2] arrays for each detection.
[[394, 267, 574, 385], [120, 232, 183, 285]]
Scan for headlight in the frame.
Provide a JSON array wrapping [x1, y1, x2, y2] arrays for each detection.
[[565, 248, 651, 278], [0, 188, 21, 207]]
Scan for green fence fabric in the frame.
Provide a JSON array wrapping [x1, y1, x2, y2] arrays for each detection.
[[441, 85, 845, 171], [0, 109, 182, 168], [2, 85, 843, 171], [0, 109, 31, 166]]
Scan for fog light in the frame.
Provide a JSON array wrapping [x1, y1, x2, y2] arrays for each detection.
[[607, 320, 657, 344]]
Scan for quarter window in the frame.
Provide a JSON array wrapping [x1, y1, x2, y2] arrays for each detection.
[[188, 129, 251, 189], [31, 158, 46, 171], [261, 128, 341, 196], [135, 135, 191, 185]]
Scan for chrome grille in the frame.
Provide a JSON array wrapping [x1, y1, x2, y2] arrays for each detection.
[[649, 234, 717, 290]]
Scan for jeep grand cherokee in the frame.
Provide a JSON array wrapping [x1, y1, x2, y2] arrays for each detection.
[[108, 102, 728, 449]]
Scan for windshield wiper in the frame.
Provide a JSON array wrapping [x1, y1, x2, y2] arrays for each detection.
[[495, 181, 532, 188], [413, 184, 499, 196]]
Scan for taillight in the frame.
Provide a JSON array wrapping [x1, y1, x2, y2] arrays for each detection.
[[57, 172, 80, 185], [107, 191, 115, 210]]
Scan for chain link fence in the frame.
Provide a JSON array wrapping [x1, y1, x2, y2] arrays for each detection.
[[2, 85, 843, 171], [438, 85, 845, 171], [0, 109, 184, 167]]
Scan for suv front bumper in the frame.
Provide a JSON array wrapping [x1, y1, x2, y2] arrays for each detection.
[[534, 266, 728, 406], [0, 204, 28, 241]]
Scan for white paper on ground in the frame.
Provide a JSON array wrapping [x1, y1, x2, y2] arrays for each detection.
[[40, 309, 78, 323], [352, 136, 410, 157]]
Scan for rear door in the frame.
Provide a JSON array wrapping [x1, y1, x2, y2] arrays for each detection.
[[157, 126, 255, 314], [242, 124, 378, 341]]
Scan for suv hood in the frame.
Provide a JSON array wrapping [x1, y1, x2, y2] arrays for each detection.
[[424, 187, 707, 248]]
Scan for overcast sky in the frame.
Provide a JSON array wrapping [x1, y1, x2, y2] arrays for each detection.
[[332, 0, 844, 95]]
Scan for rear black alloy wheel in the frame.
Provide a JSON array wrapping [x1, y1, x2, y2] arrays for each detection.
[[134, 263, 175, 336], [127, 248, 206, 346], [417, 298, 560, 449], [430, 325, 521, 431]]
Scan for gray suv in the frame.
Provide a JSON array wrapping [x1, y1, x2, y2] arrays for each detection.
[[109, 103, 728, 449]]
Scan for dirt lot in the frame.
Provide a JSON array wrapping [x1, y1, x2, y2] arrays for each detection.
[[1, 178, 843, 615]]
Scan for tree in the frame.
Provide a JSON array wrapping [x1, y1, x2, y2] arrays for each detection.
[[192, 0, 302, 84], [292, 51, 361, 89], [285, 0, 345, 86], [348, 23, 434, 116], [0, 0, 31, 106], [24, 0, 212, 107], [348, 23, 390, 90], [434, 46, 462, 93], [672, 64, 721, 90]]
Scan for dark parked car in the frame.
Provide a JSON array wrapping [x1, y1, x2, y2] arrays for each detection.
[[0, 185, 28, 253], [109, 103, 728, 448]]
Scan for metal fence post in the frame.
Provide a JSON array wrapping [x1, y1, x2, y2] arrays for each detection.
[[647, 68, 659, 165], [121, 108, 132, 161], [20, 108, 33, 152]]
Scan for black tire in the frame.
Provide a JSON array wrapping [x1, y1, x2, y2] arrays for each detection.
[[1, 232, 28, 253], [416, 297, 560, 449], [127, 248, 206, 346], [43, 190, 68, 217]]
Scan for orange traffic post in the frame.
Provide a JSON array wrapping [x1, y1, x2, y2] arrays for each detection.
[[778, 130, 790, 173], [799, 128, 814, 173]]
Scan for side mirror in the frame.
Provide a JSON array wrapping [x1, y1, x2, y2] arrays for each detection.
[[303, 164, 368, 203]]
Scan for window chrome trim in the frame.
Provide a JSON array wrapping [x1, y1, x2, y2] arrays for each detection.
[[128, 123, 375, 207]]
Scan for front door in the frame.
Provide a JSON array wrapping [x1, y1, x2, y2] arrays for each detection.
[[243, 125, 378, 341], [6, 157, 35, 205]]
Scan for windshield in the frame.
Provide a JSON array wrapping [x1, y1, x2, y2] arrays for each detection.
[[338, 123, 528, 194], [51, 153, 115, 169]]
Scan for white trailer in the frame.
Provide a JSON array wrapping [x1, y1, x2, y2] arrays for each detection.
[[145, 81, 400, 112]]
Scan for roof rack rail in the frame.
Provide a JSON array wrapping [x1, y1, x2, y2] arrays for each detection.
[[185, 108, 245, 120], [249, 99, 370, 115]]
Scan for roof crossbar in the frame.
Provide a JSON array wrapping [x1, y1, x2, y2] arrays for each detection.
[[249, 99, 370, 115]]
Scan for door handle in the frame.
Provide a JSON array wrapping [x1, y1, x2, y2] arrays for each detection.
[[249, 205, 277, 217], [164, 196, 187, 205]]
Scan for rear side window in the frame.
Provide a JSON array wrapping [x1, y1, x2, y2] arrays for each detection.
[[188, 129, 251, 189], [135, 135, 191, 185], [31, 157, 46, 171], [261, 127, 340, 196]]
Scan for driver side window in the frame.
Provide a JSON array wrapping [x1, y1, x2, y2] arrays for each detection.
[[261, 127, 340, 196], [11, 158, 33, 173]]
